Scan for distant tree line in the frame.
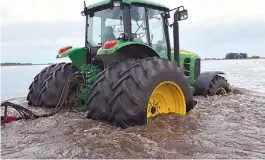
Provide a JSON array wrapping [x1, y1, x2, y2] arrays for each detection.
[[225, 53, 248, 59], [1, 62, 54, 66], [1, 62, 32, 66]]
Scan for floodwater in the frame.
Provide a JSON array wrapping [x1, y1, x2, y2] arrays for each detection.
[[1, 59, 265, 159]]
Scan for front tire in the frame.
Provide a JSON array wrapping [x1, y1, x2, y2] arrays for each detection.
[[87, 57, 196, 128], [207, 75, 230, 96]]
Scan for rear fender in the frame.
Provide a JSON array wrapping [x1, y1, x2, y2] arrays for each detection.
[[56, 47, 87, 70], [194, 71, 225, 96], [96, 41, 160, 66], [97, 41, 159, 57]]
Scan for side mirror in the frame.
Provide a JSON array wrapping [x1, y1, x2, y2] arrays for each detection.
[[177, 10, 188, 21]]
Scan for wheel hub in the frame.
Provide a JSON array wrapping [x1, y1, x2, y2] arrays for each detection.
[[147, 81, 186, 121], [216, 87, 227, 95]]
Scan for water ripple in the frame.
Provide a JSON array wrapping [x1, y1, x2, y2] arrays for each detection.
[[1, 87, 265, 159]]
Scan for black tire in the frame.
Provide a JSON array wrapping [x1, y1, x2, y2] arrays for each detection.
[[87, 57, 196, 128], [86, 59, 140, 121], [38, 63, 78, 107], [207, 75, 230, 96], [27, 63, 64, 106]]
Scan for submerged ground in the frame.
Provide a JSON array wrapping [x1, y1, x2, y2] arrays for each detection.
[[1, 87, 265, 159]]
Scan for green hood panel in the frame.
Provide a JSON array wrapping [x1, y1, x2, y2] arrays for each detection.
[[180, 50, 200, 59], [171, 49, 200, 85], [170, 49, 200, 61]]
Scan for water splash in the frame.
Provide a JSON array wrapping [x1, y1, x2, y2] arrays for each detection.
[[1, 87, 265, 159]]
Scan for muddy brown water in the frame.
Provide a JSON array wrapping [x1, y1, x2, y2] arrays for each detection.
[[1, 87, 265, 159]]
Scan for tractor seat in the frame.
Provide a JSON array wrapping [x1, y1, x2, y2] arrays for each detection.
[[102, 26, 116, 44]]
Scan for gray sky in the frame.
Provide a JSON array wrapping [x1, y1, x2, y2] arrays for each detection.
[[1, 0, 265, 63]]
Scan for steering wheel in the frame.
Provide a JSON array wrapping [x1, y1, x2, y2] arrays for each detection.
[[132, 33, 146, 42]]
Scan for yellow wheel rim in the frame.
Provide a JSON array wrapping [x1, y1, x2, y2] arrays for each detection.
[[215, 87, 227, 95], [147, 81, 186, 121]]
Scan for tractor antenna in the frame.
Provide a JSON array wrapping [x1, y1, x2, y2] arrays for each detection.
[[84, 1, 86, 8]]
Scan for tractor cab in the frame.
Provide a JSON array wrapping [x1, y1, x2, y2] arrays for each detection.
[[82, 0, 188, 63], [84, 6, 123, 46]]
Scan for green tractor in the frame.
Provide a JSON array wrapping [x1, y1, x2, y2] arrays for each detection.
[[26, 0, 230, 128]]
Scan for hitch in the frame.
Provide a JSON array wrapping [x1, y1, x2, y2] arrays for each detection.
[[1, 101, 38, 125]]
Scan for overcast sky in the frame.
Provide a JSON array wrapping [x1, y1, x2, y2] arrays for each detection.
[[1, 0, 265, 63]]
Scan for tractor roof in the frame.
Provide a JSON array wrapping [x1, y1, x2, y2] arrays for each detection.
[[87, 0, 169, 11]]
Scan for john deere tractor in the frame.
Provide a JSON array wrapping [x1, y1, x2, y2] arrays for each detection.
[[26, 0, 230, 128]]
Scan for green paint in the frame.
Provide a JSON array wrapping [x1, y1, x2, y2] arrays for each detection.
[[56, 45, 200, 86], [56, 46, 73, 58], [96, 40, 200, 85], [97, 40, 156, 55], [81, 64, 101, 84], [56, 47, 87, 71], [171, 49, 201, 85], [87, 0, 169, 11], [75, 64, 101, 112], [87, 0, 111, 9], [75, 84, 91, 112]]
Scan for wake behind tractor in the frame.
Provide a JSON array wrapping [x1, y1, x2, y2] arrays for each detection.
[[26, 0, 230, 128]]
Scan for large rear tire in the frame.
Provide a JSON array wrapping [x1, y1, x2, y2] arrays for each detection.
[[27, 63, 64, 106], [38, 63, 78, 107], [87, 57, 196, 128]]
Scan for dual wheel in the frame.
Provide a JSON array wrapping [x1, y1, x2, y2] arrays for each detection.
[[86, 57, 230, 128], [27, 62, 78, 107], [86, 57, 196, 128]]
